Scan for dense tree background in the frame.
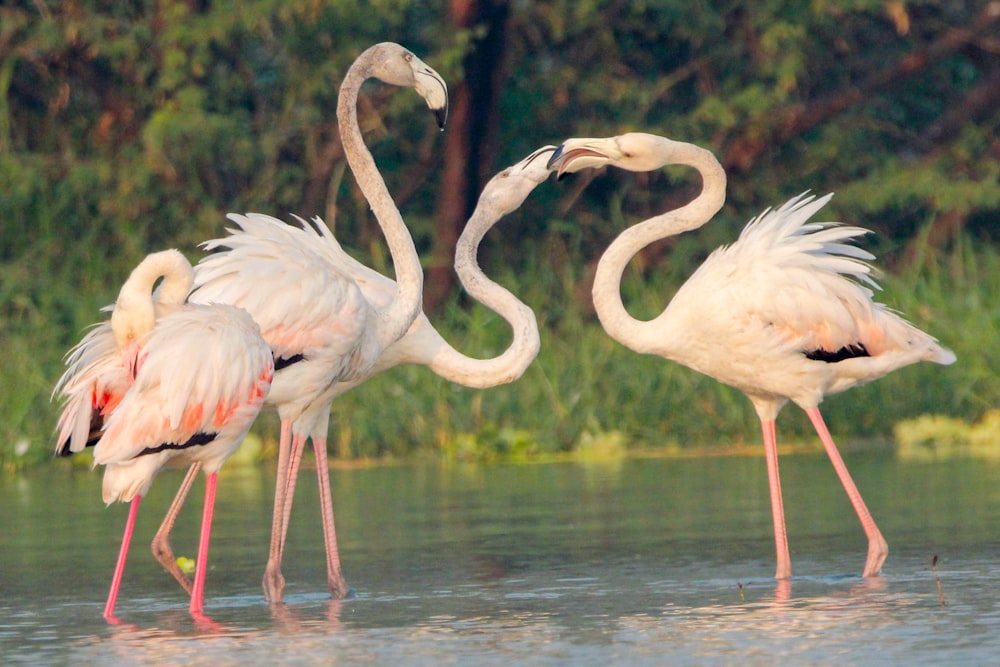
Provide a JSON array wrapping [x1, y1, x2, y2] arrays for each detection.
[[1, 0, 998, 461], [4, 1, 998, 286]]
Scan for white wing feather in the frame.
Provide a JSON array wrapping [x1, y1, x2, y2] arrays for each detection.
[[93, 303, 272, 466], [191, 213, 378, 377]]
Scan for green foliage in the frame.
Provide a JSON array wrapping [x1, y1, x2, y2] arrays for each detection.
[[1, 1, 997, 469], [895, 410, 1000, 461]]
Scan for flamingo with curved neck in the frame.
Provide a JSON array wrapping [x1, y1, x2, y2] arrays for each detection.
[[144, 143, 556, 606], [54, 250, 273, 618], [185, 42, 447, 603], [549, 132, 955, 580], [343, 146, 554, 386], [54, 250, 195, 456]]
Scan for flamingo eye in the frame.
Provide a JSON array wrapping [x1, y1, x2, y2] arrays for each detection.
[[403, 52, 413, 63]]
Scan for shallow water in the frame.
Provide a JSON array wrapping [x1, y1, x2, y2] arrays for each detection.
[[2, 453, 999, 665]]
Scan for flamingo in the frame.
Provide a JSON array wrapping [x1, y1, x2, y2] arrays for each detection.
[[547, 132, 956, 579], [180, 42, 446, 603], [53, 249, 273, 617], [159, 145, 556, 602]]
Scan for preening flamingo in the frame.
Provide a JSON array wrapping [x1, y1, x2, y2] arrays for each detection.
[[53, 250, 273, 617], [185, 42, 446, 603], [162, 145, 556, 602], [548, 132, 956, 579]]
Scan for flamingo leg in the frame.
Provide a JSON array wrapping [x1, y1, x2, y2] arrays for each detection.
[[760, 419, 792, 580], [277, 433, 308, 560], [151, 462, 201, 595], [311, 437, 350, 598], [190, 471, 218, 615], [263, 419, 293, 603], [104, 495, 142, 619], [805, 407, 888, 577]]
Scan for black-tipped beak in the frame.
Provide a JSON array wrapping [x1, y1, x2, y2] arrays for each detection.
[[433, 105, 448, 131], [547, 144, 574, 181], [546, 145, 565, 170], [413, 65, 449, 130]]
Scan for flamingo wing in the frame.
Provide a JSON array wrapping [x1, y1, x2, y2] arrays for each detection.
[[192, 213, 376, 372], [93, 303, 273, 467], [53, 321, 130, 455], [672, 194, 890, 356]]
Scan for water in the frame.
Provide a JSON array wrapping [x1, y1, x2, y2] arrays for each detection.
[[2, 453, 999, 665]]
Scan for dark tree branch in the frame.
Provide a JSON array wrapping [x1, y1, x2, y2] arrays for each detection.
[[723, 5, 1000, 173]]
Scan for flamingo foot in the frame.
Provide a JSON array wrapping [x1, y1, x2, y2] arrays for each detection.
[[263, 565, 286, 604], [329, 576, 353, 600], [151, 536, 194, 595], [862, 534, 889, 578]]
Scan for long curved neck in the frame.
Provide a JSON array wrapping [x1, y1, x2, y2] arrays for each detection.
[[425, 206, 540, 388], [112, 250, 193, 345], [592, 143, 726, 355], [337, 48, 423, 351]]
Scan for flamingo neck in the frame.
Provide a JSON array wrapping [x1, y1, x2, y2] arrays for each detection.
[[112, 250, 193, 347], [592, 142, 726, 356], [337, 49, 423, 352], [425, 205, 540, 388]]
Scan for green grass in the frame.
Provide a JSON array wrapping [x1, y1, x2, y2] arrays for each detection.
[[2, 229, 993, 471]]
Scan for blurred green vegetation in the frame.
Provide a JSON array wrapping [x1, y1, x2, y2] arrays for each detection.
[[1, 2, 997, 470]]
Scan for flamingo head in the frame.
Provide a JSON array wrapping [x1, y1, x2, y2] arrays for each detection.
[[477, 146, 558, 214], [369, 42, 449, 130], [547, 132, 683, 179]]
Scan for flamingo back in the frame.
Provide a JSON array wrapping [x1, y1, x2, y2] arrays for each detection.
[[94, 303, 273, 502], [192, 213, 380, 380], [678, 193, 952, 361]]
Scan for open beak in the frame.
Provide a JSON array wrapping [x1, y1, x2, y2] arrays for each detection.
[[546, 140, 615, 180], [510, 145, 559, 183]]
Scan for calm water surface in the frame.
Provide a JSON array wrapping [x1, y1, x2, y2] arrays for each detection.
[[2, 452, 999, 665]]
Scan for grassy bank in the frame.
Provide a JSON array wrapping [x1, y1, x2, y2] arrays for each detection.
[[1, 229, 993, 472]]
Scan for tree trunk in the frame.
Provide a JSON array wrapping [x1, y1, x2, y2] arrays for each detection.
[[425, 0, 509, 312]]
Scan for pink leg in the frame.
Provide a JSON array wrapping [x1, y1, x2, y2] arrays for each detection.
[[151, 462, 201, 594], [104, 495, 142, 619], [263, 420, 293, 603], [277, 433, 308, 559], [312, 437, 350, 598], [760, 419, 792, 580], [805, 407, 888, 577], [190, 471, 218, 615]]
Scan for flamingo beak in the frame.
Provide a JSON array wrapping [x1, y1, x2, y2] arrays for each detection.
[[547, 144, 613, 181], [414, 68, 449, 130]]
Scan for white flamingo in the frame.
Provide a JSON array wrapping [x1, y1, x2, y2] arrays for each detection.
[[548, 132, 956, 579], [160, 144, 556, 603], [182, 42, 445, 603], [53, 249, 273, 617]]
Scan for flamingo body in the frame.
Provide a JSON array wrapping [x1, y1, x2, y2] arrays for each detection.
[[54, 250, 273, 617], [95, 302, 274, 502], [183, 146, 554, 601], [656, 193, 955, 416], [187, 42, 447, 603], [549, 132, 955, 579]]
